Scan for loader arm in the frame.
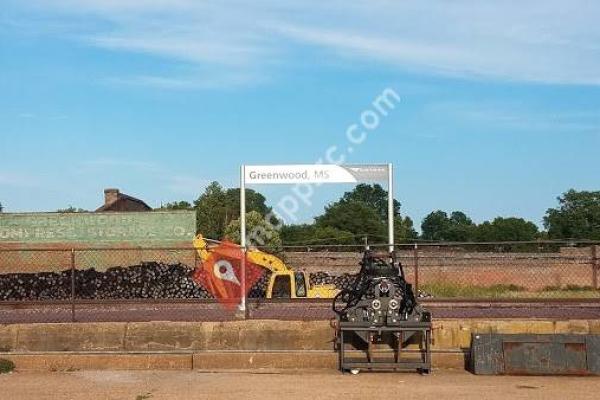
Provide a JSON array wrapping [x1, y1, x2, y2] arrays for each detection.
[[192, 234, 211, 262], [245, 250, 290, 273], [192, 234, 290, 273], [192, 234, 337, 299]]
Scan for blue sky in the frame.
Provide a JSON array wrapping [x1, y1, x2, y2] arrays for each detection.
[[0, 1, 599, 228]]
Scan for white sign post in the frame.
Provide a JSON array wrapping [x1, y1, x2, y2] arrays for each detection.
[[238, 164, 394, 312]]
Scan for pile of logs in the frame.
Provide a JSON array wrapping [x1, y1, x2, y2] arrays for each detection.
[[0, 262, 274, 301], [247, 272, 272, 298], [0, 265, 426, 301], [0, 270, 72, 301], [310, 271, 356, 291], [75, 263, 213, 300], [0, 263, 213, 301]]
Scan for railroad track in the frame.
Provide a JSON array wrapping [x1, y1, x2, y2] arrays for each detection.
[[1, 299, 599, 324]]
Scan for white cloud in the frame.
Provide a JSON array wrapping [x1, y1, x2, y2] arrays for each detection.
[[17, 112, 36, 119], [7, 0, 600, 86], [103, 71, 265, 90], [426, 101, 600, 133]]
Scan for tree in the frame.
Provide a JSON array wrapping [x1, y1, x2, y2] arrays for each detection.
[[341, 184, 400, 221], [280, 224, 355, 245], [224, 210, 282, 253], [156, 201, 193, 211], [0, 202, 3, 212], [421, 210, 477, 241], [445, 211, 477, 242], [421, 210, 538, 242], [194, 181, 272, 239], [281, 184, 414, 245], [223, 189, 271, 219], [280, 224, 315, 244], [56, 206, 88, 213], [395, 216, 419, 241], [421, 211, 451, 241], [316, 200, 386, 242], [474, 217, 539, 242], [544, 189, 600, 240], [194, 182, 227, 239]]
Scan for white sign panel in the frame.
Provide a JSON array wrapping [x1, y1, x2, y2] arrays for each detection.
[[245, 164, 389, 185]]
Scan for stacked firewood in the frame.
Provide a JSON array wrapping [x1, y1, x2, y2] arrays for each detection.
[[0, 262, 213, 301]]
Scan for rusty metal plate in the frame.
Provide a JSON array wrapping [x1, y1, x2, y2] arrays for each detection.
[[471, 334, 600, 375]]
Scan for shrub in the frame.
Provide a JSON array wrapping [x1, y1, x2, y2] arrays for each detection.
[[564, 284, 595, 291], [0, 359, 15, 374]]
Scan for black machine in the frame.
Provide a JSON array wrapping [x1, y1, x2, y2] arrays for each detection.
[[333, 250, 432, 374]]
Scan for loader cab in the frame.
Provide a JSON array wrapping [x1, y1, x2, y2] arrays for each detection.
[[268, 272, 308, 299]]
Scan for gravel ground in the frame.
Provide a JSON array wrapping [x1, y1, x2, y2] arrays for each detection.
[[1, 369, 599, 400]]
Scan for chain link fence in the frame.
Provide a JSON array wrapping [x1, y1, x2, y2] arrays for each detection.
[[284, 242, 600, 299], [0, 241, 598, 322]]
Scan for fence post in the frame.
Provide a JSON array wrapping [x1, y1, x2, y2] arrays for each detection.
[[70, 249, 76, 323], [593, 246, 599, 290], [413, 243, 419, 293]]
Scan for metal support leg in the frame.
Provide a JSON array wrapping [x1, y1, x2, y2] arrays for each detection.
[[339, 329, 345, 372], [367, 332, 374, 363], [425, 329, 431, 372], [395, 331, 403, 363]]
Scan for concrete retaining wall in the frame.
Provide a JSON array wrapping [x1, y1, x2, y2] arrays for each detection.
[[3, 320, 600, 353], [1, 319, 600, 371]]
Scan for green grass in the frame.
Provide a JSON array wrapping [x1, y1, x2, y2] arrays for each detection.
[[421, 282, 600, 299], [542, 284, 595, 292], [0, 359, 15, 374]]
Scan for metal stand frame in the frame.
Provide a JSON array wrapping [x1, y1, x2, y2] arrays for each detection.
[[338, 322, 432, 373]]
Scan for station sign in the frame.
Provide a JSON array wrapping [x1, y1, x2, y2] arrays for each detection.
[[244, 164, 389, 185]]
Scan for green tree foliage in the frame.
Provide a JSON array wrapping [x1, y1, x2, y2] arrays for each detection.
[[446, 211, 477, 241], [194, 181, 272, 239], [156, 201, 193, 210], [421, 211, 451, 241], [475, 217, 539, 241], [341, 184, 400, 221], [395, 216, 419, 241], [0, 202, 3, 212], [194, 182, 227, 239], [56, 206, 88, 213], [223, 188, 271, 218], [280, 224, 355, 245], [341, 183, 418, 240], [544, 189, 600, 240], [421, 211, 538, 242], [421, 210, 476, 241], [316, 200, 386, 239], [224, 210, 282, 253], [280, 184, 416, 245]]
